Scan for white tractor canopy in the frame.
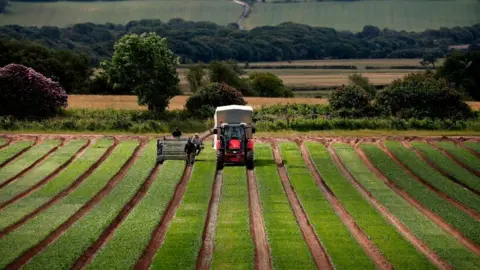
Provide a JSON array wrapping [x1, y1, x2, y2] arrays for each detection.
[[213, 105, 254, 149]]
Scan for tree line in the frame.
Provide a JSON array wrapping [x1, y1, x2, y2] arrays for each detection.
[[0, 19, 479, 65]]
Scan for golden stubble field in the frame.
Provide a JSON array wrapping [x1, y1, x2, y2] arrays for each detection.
[[67, 95, 480, 111]]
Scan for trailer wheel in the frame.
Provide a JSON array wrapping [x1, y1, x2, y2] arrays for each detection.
[[216, 151, 224, 170], [246, 150, 254, 170], [157, 156, 165, 164]]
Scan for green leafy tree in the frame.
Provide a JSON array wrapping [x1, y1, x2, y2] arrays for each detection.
[[186, 63, 207, 93], [328, 84, 376, 118], [208, 60, 256, 96], [248, 72, 293, 97], [420, 52, 438, 69], [348, 73, 376, 97], [101, 32, 180, 113]]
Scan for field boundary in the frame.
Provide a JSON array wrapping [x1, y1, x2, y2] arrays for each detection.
[[2, 139, 144, 269], [299, 142, 393, 270], [271, 142, 334, 270], [355, 145, 480, 256], [377, 141, 480, 221], [196, 170, 223, 270]]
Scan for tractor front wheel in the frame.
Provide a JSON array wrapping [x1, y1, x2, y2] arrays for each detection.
[[246, 150, 254, 170], [216, 151, 224, 170]]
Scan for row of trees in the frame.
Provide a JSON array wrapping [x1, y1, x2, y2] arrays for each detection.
[[1, 19, 479, 64]]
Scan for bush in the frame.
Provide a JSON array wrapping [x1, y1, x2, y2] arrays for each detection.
[[0, 64, 68, 118], [328, 84, 376, 118], [376, 72, 474, 120], [348, 73, 376, 97], [185, 82, 246, 118], [248, 72, 294, 97]]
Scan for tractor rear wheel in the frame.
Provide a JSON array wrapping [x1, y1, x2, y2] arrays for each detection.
[[216, 151, 224, 170], [246, 150, 254, 170]]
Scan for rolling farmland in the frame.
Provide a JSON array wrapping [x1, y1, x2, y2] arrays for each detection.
[[0, 134, 479, 269]]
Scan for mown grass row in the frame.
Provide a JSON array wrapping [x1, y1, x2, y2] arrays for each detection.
[[333, 143, 480, 269], [254, 143, 316, 270], [0, 138, 113, 231], [86, 159, 185, 270], [0, 140, 138, 269], [411, 142, 480, 193], [0, 140, 34, 165], [384, 141, 480, 213], [279, 142, 374, 269], [0, 139, 61, 184], [464, 142, 480, 153], [0, 139, 87, 204], [307, 142, 433, 269], [23, 140, 155, 269], [0, 139, 6, 147], [435, 141, 480, 173], [150, 148, 216, 269], [212, 166, 254, 270], [359, 144, 480, 245]]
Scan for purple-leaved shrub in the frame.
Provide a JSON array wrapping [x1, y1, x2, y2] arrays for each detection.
[[0, 64, 68, 118]]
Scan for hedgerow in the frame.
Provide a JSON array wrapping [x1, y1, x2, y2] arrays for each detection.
[[0, 138, 113, 231], [332, 143, 480, 269], [0, 140, 138, 269]]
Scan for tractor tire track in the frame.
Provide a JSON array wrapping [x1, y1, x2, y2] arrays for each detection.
[[329, 143, 452, 269], [71, 162, 163, 270], [4, 139, 144, 269], [0, 138, 119, 237], [402, 141, 480, 197], [299, 143, 393, 270], [428, 141, 480, 177], [0, 137, 39, 170], [135, 165, 194, 270], [246, 169, 272, 270], [271, 143, 334, 270], [196, 170, 223, 270], [354, 145, 480, 256], [0, 139, 92, 212], [378, 142, 480, 221], [0, 137, 65, 190]]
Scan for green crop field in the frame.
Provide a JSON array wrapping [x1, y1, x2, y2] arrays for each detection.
[[1, 0, 478, 31], [0, 134, 479, 269]]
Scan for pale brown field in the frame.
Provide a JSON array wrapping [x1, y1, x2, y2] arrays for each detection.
[[67, 95, 480, 111], [247, 58, 445, 68]]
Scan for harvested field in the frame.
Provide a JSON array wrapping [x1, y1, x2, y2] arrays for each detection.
[[66, 95, 480, 111], [0, 133, 479, 269]]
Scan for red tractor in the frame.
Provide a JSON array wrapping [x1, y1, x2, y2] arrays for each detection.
[[213, 123, 255, 170]]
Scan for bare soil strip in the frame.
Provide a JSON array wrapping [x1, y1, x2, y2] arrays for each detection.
[[196, 170, 223, 270], [246, 169, 273, 270], [0, 139, 92, 211], [71, 162, 163, 270], [0, 138, 38, 169], [0, 138, 65, 190], [378, 142, 480, 221], [4, 140, 144, 269], [429, 141, 480, 177], [0, 138, 119, 237], [354, 145, 480, 256], [402, 141, 480, 197], [0, 137, 12, 150], [460, 142, 480, 159], [299, 143, 393, 270], [271, 143, 334, 270], [328, 143, 452, 269], [135, 165, 194, 270]]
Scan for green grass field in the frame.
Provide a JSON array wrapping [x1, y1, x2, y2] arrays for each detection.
[[0, 134, 479, 269]]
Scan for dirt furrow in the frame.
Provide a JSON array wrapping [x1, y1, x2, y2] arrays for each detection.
[[71, 162, 163, 270], [271, 143, 334, 270], [299, 143, 393, 270], [428, 141, 480, 177], [0, 137, 65, 190], [378, 142, 480, 221], [402, 141, 480, 197], [0, 140, 36, 169], [0, 138, 119, 237], [246, 169, 272, 270], [0, 137, 13, 150], [0, 139, 92, 211], [4, 139, 145, 269], [329, 144, 452, 269], [354, 145, 480, 256], [134, 165, 194, 270], [196, 170, 223, 270], [459, 141, 480, 159]]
